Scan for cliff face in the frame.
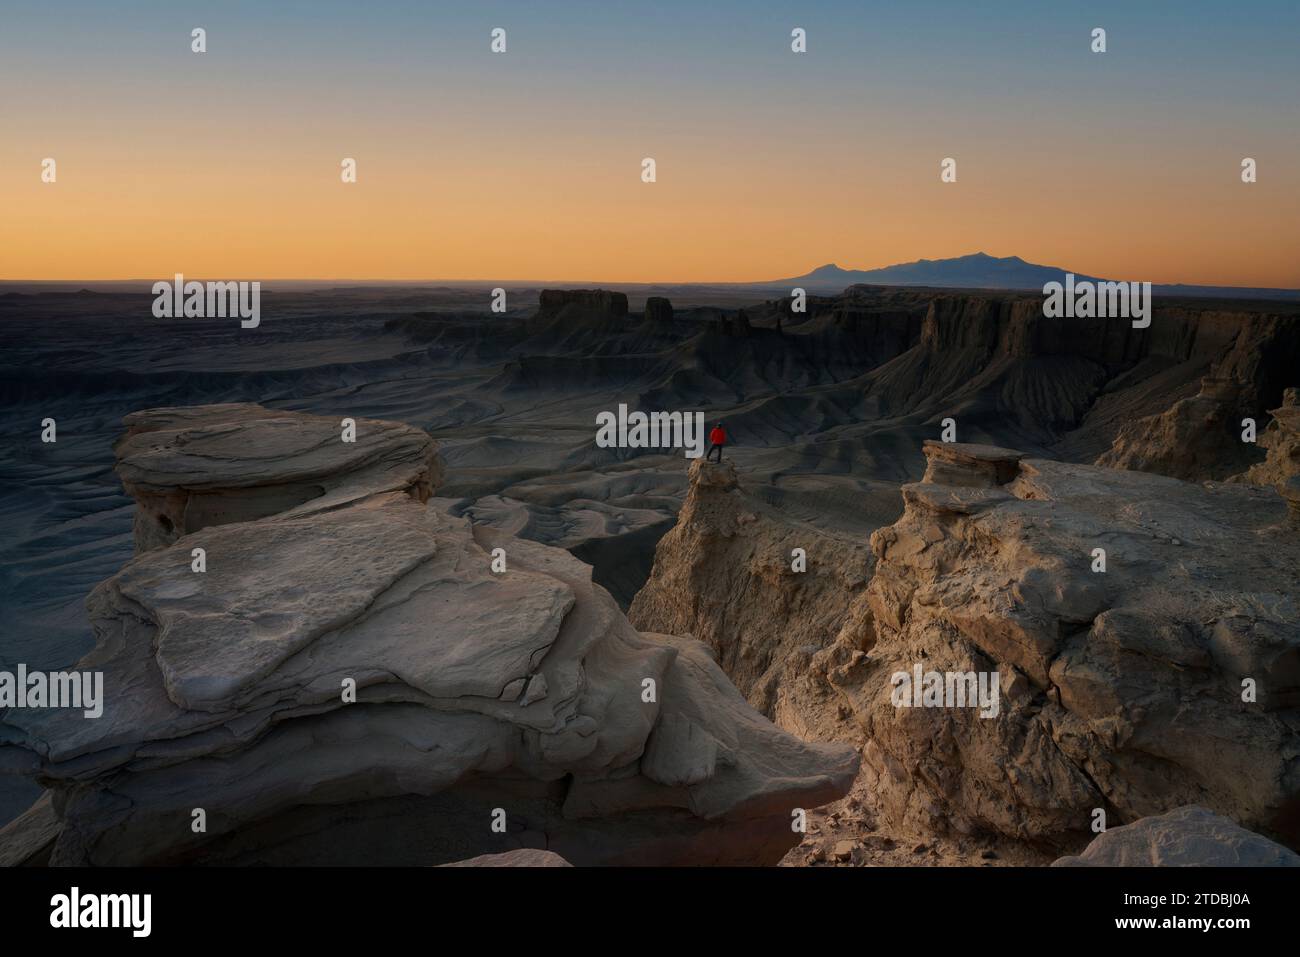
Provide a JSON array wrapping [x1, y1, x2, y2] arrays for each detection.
[[526, 289, 631, 343], [1234, 387, 1300, 492], [842, 296, 1299, 469], [1097, 315, 1300, 480], [536, 289, 629, 321], [631, 443, 1300, 853], [839, 442, 1300, 848], [0, 405, 856, 866], [627, 460, 877, 742], [643, 296, 674, 325]]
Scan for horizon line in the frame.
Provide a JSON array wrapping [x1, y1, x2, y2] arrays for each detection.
[[5, 276, 1300, 293], [4, 251, 1299, 293]]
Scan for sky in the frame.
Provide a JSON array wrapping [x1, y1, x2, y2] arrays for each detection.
[[2, 0, 1298, 287]]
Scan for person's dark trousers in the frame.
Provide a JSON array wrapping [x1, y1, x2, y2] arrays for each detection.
[[707, 443, 723, 462]]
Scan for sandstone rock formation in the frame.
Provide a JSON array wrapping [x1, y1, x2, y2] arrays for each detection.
[[113, 403, 440, 552], [1052, 806, 1300, 867], [643, 296, 673, 325], [1096, 376, 1254, 480], [1097, 315, 1300, 481], [714, 310, 754, 338], [1234, 387, 1300, 492], [528, 289, 630, 341], [829, 441, 1300, 849], [763, 291, 1299, 470], [0, 405, 856, 866], [633, 441, 1300, 856], [629, 459, 876, 742]]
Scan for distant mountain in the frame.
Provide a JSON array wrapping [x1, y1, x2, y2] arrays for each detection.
[[766, 252, 1300, 301], [3, 253, 1297, 302], [768, 253, 1096, 293]]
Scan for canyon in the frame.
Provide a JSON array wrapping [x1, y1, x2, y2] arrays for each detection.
[[2, 282, 1298, 864]]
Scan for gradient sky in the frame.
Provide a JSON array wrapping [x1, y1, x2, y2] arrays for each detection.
[[3, 0, 1298, 286]]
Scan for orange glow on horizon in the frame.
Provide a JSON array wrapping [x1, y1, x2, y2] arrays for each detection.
[[4, 71, 1298, 289]]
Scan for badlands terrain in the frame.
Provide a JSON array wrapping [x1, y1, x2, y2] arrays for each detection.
[[1, 282, 1299, 865]]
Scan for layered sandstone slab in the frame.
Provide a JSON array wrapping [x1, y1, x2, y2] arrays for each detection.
[[1052, 806, 1300, 867], [114, 403, 441, 552], [0, 406, 855, 866]]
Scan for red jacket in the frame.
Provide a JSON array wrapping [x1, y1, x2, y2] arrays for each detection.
[[709, 427, 726, 445]]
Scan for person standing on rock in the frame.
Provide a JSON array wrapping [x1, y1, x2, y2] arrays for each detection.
[[707, 422, 727, 462]]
